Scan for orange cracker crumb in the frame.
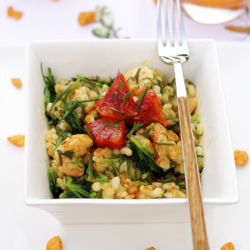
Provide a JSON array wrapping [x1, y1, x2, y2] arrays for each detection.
[[221, 242, 235, 250], [8, 135, 25, 147], [146, 247, 156, 250], [8, 6, 14, 17], [154, 0, 157, 3], [78, 12, 96, 26], [13, 11, 22, 20], [11, 78, 22, 88], [234, 150, 249, 166], [7, 6, 23, 20], [46, 236, 63, 250]]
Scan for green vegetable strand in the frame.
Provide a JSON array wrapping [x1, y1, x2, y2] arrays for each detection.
[[119, 92, 131, 105], [77, 75, 100, 95], [110, 107, 126, 115], [113, 92, 117, 102], [49, 77, 81, 112], [141, 123, 154, 135], [102, 121, 120, 127], [48, 167, 60, 198], [133, 68, 141, 83], [126, 122, 146, 137], [130, 136, 160, 174], [114, 114, 133, 124], [120, 80, 123, 93], [66, 176, 90, 198], [191, 113, 199, 122], [196, 154, 204, 158], [136, 84, 149, 112], [193, 130, 203, 136], [84, 125, 95, 144]]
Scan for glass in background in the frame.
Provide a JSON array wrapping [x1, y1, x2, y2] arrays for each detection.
[[181, 0, 250, 24]]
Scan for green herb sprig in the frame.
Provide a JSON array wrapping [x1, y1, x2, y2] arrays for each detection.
[[84, 125, 95, 145], [41, 64, 56, 105], [65, 176, 90, 198], [49, 77, 81, 112], [193, 130, 203, 137], [41, 64, 58, 124], [130, 136, 160, 174], [196, 154, 204, 158], [118, 92, 131, 105], [102, 121, 120, 127], [126, 122, 146, 137], [76, 75, 100, 95], [48, 167, 61, 198], [113, 92, 117, 102], [110, 107, 126, 115], [86, 153, 95, 182], [100, 155, 123, 178], [140, 123, 154, 135], [57, 150, 75, 165], [191, 113, 199, 122], [120, 80, 123, 93], [114, 114, 133, 124], [136, 83, 149, 112]]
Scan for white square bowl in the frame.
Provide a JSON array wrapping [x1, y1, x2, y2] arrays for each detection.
[[25, 39, 238, 224]]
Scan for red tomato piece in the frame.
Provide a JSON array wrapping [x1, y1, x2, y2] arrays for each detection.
[[96, 71, 137, 120], [87, 118, 125, 149], [127, 89, 167, 127]]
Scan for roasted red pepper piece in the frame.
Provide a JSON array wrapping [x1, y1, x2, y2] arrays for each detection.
[[96, 71, 137, 120], [127, 89, 167, 127], [87, 117, 125, 149]]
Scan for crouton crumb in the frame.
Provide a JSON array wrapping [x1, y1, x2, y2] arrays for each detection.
[[46, 236, 63, 250], [234, 150, 249, 166], [221, 242, 235, 250], [11, 78, 22, 88], [78, 12, 96, 26], [8, 135, 25, 147], [7, 6, 23, 20]]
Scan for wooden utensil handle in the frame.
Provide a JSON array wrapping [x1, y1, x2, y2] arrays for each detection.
[[178, 96, 209, 250]]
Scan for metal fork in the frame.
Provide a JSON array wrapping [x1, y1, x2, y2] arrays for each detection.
[[157, 1, 209, 249]]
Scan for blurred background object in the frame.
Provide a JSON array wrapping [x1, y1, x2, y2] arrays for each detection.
[[1, 0, 250, 44], [181, 0, 250, 23]]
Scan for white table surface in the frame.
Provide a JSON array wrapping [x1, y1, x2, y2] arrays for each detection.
[[0, 42, 249, 250], [0, 0, 250, 44], [0, 0, 250, 249]]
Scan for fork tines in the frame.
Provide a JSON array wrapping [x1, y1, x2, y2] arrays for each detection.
[[157, 0, 187, 47]]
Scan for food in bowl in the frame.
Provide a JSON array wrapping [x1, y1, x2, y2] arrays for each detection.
[[42, 65, 204, 199]]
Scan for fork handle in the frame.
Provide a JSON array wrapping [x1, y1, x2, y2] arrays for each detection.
[[178, 96, 209, 250]]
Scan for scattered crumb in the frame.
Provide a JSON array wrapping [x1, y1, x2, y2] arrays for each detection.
[[146, 247, 156, 250], [7, 6, 23, 20], [78, 12, 96, 26], [221, 242, 235, 250], [11, 78, 22, 88], [8, 135, 25, 147], [46, 236, 63, 250], [154, 0, 157, 3], [7, 6, 14, 17], [234, 150, 249, 166], [13, 11, 22, 20]]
